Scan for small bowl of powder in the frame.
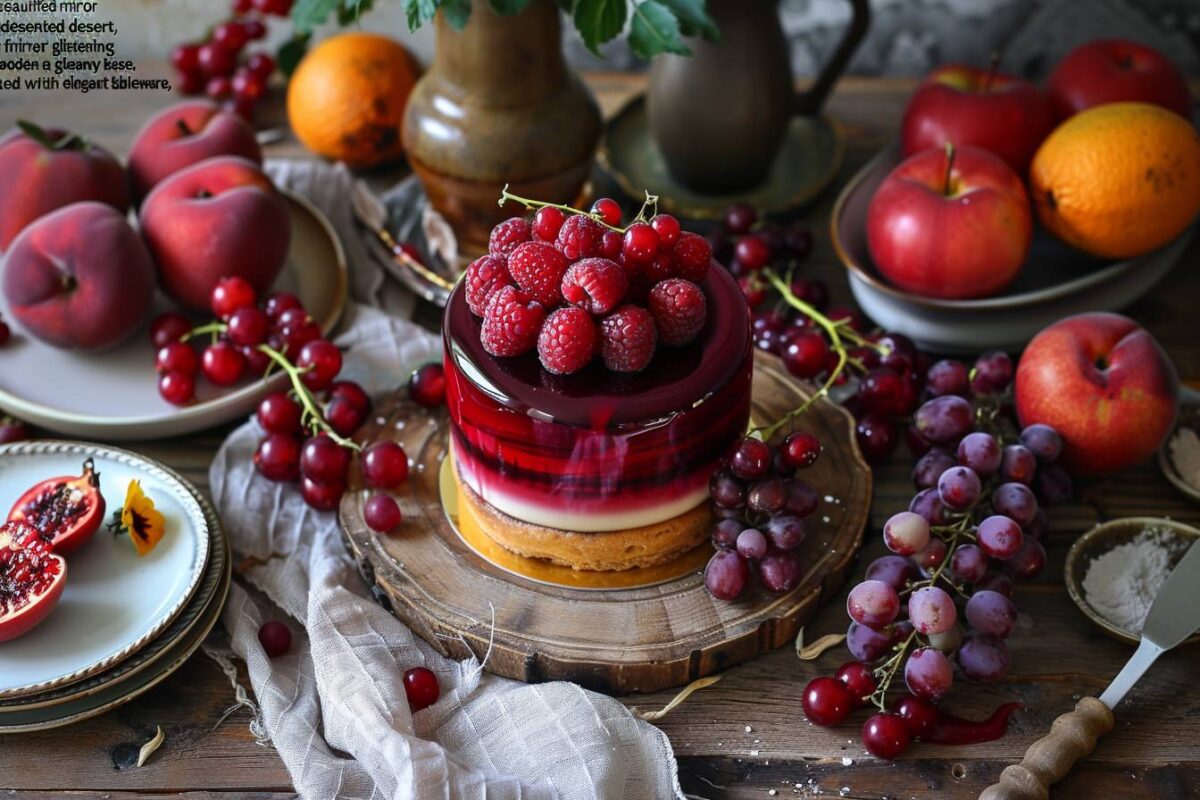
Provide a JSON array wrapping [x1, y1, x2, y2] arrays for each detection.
[[1065, 517, 1200, 646], [1160, 404, 1200, 505]]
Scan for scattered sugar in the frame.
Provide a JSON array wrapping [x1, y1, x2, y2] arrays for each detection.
[[745, 725, 753, 733], [750, 749, 760, 756], [1169, 426, 1200, 491], [841, 757, 853, 766], [1082, 526, 1185, 633]]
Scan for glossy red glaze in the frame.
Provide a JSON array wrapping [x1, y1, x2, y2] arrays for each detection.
[[443, 265, 751, 531]]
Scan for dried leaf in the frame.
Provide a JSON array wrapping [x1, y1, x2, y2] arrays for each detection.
[[796, 631, 846, 661], [634, 675, 720, 721], [136, 725, 164, 767]]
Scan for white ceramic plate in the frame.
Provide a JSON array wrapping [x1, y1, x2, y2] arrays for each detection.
[[832, 142, 1196, 353], [0, 441, 211, 699], [0, 193, 347, 440]]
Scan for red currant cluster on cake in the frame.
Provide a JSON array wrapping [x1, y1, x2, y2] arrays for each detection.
[[169, 0, 287, 119], [801, 382, 1070, 758], [703, 432, 822, 600], [465, 191, 713, 375]]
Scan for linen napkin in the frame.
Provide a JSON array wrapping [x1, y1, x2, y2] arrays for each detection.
[[208, 161, 685, 800]]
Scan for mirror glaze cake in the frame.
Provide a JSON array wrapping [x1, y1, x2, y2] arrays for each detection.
[[444, 264, 752, 570]]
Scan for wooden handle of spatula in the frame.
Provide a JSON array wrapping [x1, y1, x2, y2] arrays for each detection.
[[978, 697, 1114, 800]]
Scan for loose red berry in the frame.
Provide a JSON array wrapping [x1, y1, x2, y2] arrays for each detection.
[[197, 42, 236, 77], [734, 235, 771, 272], [537, 306, 597, 375], [488, 216, 531, 258], [171, 43, 201, 73], [242, 20, 268, 41], [363, 441, 409, 489], [211, 276, 256, 319], [590, 197, 622, 227], [801, 676, 853, 727], [782, 331, 829, 379], [782, 431, 821, 469], [158, 371, 195, 406], [156, 342, 199, 375], [205, 75, 232, 99], [409, 364, 445, 408], [723, 203, 757, 235], [232, 68, 266, 103], [213, 21, 249, 51], [738, 275, 766, 307], [364, 494, 402, 533], [835, 661, 877, 707], [258, 620, 292, 657], [599, 305, 656, 372], [862, 712, 912, 759], [599, 229, 623, 260], [647, 278, 706, 347], [403, 666, 440, 712], [246, 52, 275, 77]]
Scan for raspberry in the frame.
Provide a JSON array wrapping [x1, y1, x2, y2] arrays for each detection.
[[480, 286, 545, 357], [561, 257, 628, 315], [648, 278, 707, 346], [488, 216, 531, 258], [672, 232, 712, 282], [464, 255, 513, 317], [556, 214, 602, 260], [507, 241, 570, 307], [599, 305, 656, 372], [537, 306, 597, 375]]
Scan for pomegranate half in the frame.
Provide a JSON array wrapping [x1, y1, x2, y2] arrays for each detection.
[[0, 521, 67, 642], [7, 458, 106, 555]]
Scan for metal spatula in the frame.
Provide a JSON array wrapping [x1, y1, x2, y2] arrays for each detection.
[[979, 536, 1200, 800]]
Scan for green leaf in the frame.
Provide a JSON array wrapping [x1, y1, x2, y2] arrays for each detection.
[[277, 34, 312, 77], [337, 0, 375, 25], [573, 0, 626, 55], [654, 0, 717, 40], [488, 0, 532, 15], [406, 0, 439, 31], [291, 0, 342, 34], [441, 0, 472, 29], [629, 0, 690, 58], [17, 119, 85, 151]]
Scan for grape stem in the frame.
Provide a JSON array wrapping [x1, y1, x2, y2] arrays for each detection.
[[497, 184, 658, 233], [755, 271, 883, 442], [179, 321, 359, 452]]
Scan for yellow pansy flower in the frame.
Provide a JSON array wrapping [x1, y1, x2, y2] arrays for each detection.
[[120, 480, 165, 556]]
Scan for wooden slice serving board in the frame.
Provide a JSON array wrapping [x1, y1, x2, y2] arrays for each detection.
[[338, 351, 872, 694]]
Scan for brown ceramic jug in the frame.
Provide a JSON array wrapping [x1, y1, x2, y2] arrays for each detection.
[[401, 0, 601, 254], [647, 0, 869, 193]]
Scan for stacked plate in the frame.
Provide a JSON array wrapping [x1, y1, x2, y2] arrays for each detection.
[[0, 441, 230, 732]]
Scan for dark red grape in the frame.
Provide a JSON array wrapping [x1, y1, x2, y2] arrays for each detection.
[[958, 634, 1010, 681], [704, 550, 750, 600], [908, 488, 947, 526], [712, 518, 742, 550], [992, 482, 1038, 526], [782, 431, 821, 469], [765, 514, 805, 550], [735, 528, 767, 560], [403, 666, 440, 712], [977, 515, 1023, 560], [862, 712, 911, 759], [722, 203, 757, 235], [904, 646, 953, 701], [957, 432, 1001, 475], [908, 586, 956, 635], [1006, 537, 1046, 580], [709, 469, 746, 509], [859, 367, 907, 417], [976, 571, 1014, 598], [784, 478, 819, 517], [848, 580, 900, 627], [913, 449, 956, 489], [1034, 462, 1073, 506], [258, 620, 292, 657], [971, 350, 1013, 394], [1020, 423, 1063, 462], [914, 395, 974, 444], [846, 621, 893, 662], [730, 437, 772, 481], [759, 549, 802, 593], [949, 543, 988, 584], [865, 555, 916, 592], [895, 695, 937, 739], [856, 413, 898, 463], [883, 511, 930, 556], [802, 676, 853, 727], [1000, 444, 1036, 484], [965, 590, 1017, 639], [937, 466, 981, 511], [835, 662, 877, 707], [926, 359, 969, 397], [364, 494, 403, 532]]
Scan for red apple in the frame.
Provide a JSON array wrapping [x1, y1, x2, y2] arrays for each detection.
[[127, 100, 262, 203], [0, 122, 129, 252], [1016, 313, 1179, 475], [1048, 39, 1191, 121], [901, 64, 1054, 175], [3, 202, 156, 350], [866, 145, 1032, 300], [140, 156, 290, 311]]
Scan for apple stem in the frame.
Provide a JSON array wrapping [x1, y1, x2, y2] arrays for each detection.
[[943, 142, 956, 197], [983, 52, 1000, 91], [175, 118, 193, 137]]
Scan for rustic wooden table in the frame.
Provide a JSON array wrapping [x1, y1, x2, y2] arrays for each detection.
[[2, 66, 1199, 800]]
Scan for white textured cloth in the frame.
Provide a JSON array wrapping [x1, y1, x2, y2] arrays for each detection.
[[208, 161, 684, 800]]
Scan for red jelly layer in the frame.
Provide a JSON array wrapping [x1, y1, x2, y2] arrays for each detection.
[[443, 266, 752, 531]]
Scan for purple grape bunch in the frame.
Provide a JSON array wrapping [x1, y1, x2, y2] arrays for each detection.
[[703, 432, 822, 600], [843, 350, 1072, 709]]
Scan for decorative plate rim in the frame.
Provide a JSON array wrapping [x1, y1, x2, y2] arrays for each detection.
[[0, 191, 347, 431], [0, 440, 219, 700], [830, 142, 1198, 311]]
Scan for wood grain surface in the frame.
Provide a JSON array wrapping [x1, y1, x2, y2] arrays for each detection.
[[2, 66, 1200, 799], [339, 352, 870, 694]]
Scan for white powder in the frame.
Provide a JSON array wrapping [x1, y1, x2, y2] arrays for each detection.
[[1169, 427, 1200, 492], [1082, 527, 1182, 633]]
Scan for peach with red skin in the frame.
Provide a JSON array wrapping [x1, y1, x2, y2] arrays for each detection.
[[0, 123, 129, 251], [3, 202, 156, 350], [866, 145, 1032, 300], [901, 64, 1054, 174], [1015, 313, 1179, 476], [1048, 39, 1192, 121], [127, 99, 261, 203], [140, 156, 290, 312]]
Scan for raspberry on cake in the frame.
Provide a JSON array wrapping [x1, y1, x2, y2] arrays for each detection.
[[671, 232, 712, 282], [480, 285, 544, 357], [537, 306, 597, 375], [507, 241, 569, 307], [561, 257, 628, 315], [599, 305, 656, 372], [464, 254, 513, 317], [555, 214, 602, 260], [649, 278, 707, 346], [488, 216, 531, 257]]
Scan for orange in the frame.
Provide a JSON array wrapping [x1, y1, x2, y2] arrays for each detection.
[[287, 32, 420, 168], [1029, 102, 1200, 259]]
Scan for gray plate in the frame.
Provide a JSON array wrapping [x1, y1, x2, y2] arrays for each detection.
[[832, 142, 1195, 353]]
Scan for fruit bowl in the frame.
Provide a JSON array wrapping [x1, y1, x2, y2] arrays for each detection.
[[832, 142, 1196, 353], [0, 192, 347, 440]]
